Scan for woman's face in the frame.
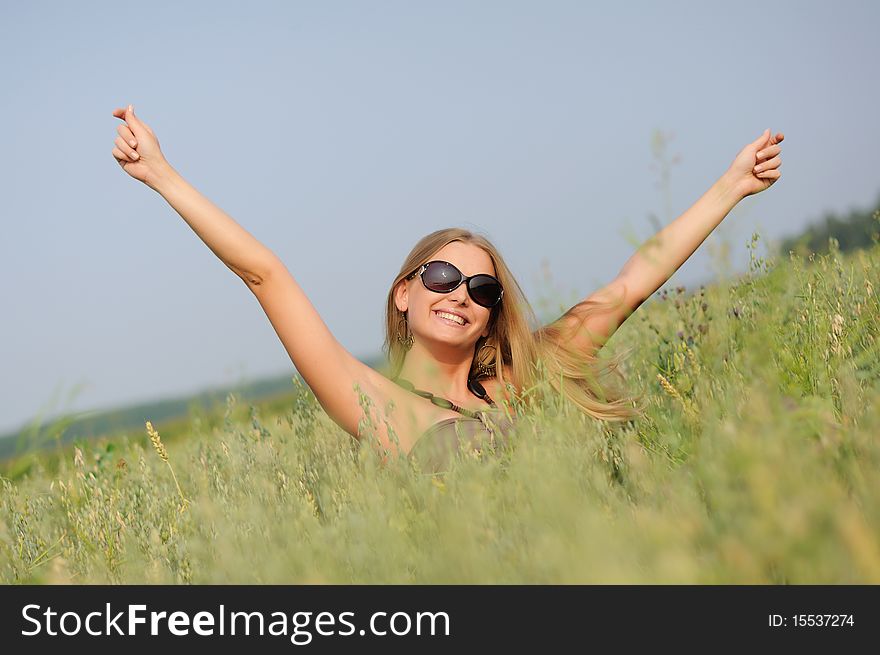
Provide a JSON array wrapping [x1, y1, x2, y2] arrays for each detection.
[[395, 242, 496, 346]]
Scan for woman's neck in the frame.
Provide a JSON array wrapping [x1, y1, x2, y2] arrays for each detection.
[[395, 341, 475, 401]]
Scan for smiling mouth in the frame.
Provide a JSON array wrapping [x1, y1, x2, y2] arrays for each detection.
[[433, 311, 468, 327]]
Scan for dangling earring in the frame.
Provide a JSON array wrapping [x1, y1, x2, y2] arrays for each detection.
[[396, 312, 414, 351], [474, 341, 497, 378]]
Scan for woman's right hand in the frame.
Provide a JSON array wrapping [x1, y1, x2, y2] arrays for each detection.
[[111, 104, 170, 191]]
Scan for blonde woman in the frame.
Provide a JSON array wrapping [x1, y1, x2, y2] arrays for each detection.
[[111, 104, 783, 471]]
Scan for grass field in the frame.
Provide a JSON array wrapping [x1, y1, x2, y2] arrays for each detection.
[[2, 229, 878, 584]]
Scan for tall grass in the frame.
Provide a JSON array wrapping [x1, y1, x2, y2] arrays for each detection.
[[1, 230, 878, 584]]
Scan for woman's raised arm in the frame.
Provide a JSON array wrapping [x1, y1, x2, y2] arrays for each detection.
[[111, 105, 278, 286], [555, 128, 784, 355], [616, 129, 784, 311], [111, 104, 392, 443]]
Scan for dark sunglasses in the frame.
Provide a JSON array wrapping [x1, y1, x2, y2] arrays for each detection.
[[405, 260, 504, 308]]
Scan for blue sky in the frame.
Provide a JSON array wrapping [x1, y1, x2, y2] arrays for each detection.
[[1, 0, 878, 435]]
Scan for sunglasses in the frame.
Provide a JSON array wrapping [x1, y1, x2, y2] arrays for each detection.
[[405, 260, 504, 308]]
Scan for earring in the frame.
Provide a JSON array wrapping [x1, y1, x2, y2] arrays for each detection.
[[474, 341, 497, 378], [396, 312, 414, 351]]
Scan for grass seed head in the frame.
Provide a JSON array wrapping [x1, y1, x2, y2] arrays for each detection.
[[145, 421, 168, 462]]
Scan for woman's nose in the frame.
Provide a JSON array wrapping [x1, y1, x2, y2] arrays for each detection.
[[449, 284, 469, 303]]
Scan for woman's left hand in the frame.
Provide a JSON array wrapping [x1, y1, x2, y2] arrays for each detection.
[[725, 128, 784, 199]]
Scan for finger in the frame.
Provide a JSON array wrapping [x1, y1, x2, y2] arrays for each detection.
[[756, 169, 781, 180], [123, 104, 149, 140], [112, 146, 132, 166], [113, 105, 154, 140], [752, 128, 770, 146], [117, 124, 137, 148], [756, 144, 781, 160], [754, 155, 781, 173], [114, 136, 139, 160]]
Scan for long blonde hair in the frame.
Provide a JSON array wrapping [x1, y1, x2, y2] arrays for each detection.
[[381, 228, 645, 422]]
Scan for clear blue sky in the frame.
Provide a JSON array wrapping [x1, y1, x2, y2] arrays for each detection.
[[2, 0, 878, 435]]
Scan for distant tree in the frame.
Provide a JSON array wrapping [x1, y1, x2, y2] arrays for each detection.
[[779, 192, 880, 256]]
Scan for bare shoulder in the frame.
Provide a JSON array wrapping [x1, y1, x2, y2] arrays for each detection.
[[249, 262, 445, 457], [340, 359, 459, 455]]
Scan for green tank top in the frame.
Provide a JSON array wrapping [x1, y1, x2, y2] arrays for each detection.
[[408, 408, 517, 474]]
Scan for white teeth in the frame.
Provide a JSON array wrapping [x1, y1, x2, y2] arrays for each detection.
[[435, 311, 465, 325]]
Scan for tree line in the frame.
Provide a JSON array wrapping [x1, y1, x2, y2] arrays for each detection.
[[779, 191, 880, 256]]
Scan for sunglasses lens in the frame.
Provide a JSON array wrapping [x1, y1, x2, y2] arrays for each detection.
[[422, 261, 461, 292], [420, 261, 502, 307], [469, 275, 502, 307]]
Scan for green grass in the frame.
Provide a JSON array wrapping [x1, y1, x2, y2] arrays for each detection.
[[2, 233, 878, 584]]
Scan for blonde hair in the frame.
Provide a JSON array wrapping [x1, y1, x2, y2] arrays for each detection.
[[381, 228, 645, 422]]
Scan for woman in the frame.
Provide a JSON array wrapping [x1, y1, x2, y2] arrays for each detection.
[[111, 104, 784, 471]]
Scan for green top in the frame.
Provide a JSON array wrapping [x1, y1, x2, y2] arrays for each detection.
[[390, 374, 515, 473], [408, 408, 517, 474]]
